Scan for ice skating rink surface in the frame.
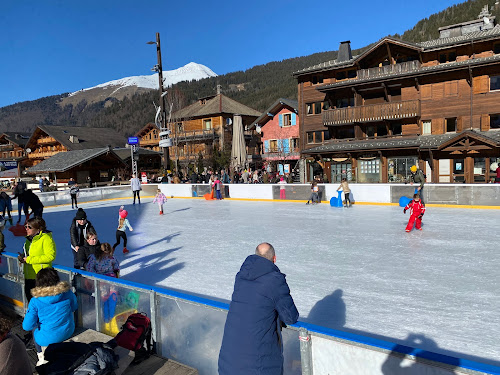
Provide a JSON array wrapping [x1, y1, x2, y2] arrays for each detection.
[[9, 197, 499, 366]]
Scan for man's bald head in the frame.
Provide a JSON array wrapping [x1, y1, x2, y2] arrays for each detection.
[[255, 242, 275, 262]]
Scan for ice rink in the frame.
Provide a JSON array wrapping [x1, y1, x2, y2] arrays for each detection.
[[7, 197, 499, 367]]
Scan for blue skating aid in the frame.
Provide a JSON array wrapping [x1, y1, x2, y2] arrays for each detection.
[[330, 191, 343, 207], [193, 191, 198, 197], [399, 196, 411, 207]]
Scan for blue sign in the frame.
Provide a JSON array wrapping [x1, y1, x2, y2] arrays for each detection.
[[128, 137, 139, 145]]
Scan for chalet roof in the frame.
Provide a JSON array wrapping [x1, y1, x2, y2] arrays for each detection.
[[26, 147, 125, 173], [304, 130, 500, 154], [135, 123, 157, 138], [294, 25, 500, 76], [249, 98, 298, 129], [27, 125, 127, 151], [171, 94, 261, 120], [1, 132, 31, 147], [113, 147, 162, 161]]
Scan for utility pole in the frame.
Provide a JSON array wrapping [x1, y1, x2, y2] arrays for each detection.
[[149, 33, 171, 171]]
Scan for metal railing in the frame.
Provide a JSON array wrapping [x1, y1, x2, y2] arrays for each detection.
[[1, 250, 498, 375], [323, 100, 421, 126]]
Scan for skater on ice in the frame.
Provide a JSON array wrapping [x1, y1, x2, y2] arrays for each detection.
[[113, 206, 133, 254], [153, 189, 168, 215], [278, 177, 287, 199], [337, 177, 351, 207], [404, 193, 426, 232], [70, 208, 95, 269], [86, 242, 120, 278]]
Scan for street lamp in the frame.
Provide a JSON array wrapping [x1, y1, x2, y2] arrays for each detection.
[[147, 33, 171, 171]]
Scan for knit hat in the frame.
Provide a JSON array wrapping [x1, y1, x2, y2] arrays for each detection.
[[75, 208, 87, 220], [119, 209, 128, 219]]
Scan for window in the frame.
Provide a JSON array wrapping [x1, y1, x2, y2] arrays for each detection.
[[177, 123, 183, 132], [491, 75, 500, 91], [392, 123, 402, 135], [446, 118, 457, 133], [337, 127, 354, 139], [422, 120, 431, 135], [439, 52, 456, 63], [290, 138, 300, 151], [366, 126, 375, 138], [306, 102, 322, 115], [347, 70, 357, 79], [439, 54, 447, 63], [336, 71, 347, 80], [448, 52, 456, 62], [324, 130, 332, 141], [377, 124, 388, 137], [490, 114, 500, 129], [314, 102, 322, 115], [203, 119, 212, 130], [336, 97, 354, 108], [314, 131, 323, 143], [494, 43, 500, 54], [388, 157, 419, 182], [312, 75, 323, 85], [283, 113, 292, 126], [322, 101, 331, 110], [307, 103, 313, 115], [307, 132, 314, 144], [269, 140, 278, 152]]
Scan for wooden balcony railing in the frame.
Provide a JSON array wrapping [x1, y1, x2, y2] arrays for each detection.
[[37, 136, 57, 145], [356, 60, 421, 81], [174, 129, 217, 142], [28, 151, 62, 159], [139, 139, 159, 146], [323, 100, 420, 126]]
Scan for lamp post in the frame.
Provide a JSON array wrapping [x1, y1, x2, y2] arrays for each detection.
[[147, 33, 171, 171]]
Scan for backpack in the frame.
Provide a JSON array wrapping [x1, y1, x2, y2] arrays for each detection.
[[114, 312, 153, 363]]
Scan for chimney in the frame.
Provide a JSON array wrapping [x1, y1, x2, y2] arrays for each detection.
[[338, 41, 352, 62]]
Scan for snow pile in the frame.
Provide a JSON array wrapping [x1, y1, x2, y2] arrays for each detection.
[[69, 62, 217, 96]]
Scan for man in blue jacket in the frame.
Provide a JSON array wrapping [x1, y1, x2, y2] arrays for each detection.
[[218, 243, 299, 375]]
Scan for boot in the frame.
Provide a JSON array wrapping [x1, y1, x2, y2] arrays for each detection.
[[159, 211, 163, 215], [36, 347, 48, 366], [123, 248, 129, 254]]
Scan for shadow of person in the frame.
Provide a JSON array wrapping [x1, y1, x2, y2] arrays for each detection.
[[381, 333, 459, 374], [306, 289, 346, 329]]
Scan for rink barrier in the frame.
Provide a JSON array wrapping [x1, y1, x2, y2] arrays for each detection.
[[158, 183, 500, 208], [1, 252, 499, 375]]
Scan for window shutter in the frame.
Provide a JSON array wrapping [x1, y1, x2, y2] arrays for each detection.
[[283, 139, 290, 154], [279, 114, 283, 127], [291, 113, 296, 126], [264, 140, 269, 153]]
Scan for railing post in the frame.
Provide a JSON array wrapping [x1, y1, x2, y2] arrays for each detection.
[[299, 328, 313, 375], [94, 279, 101, 332], [150, 290, 161, 355]]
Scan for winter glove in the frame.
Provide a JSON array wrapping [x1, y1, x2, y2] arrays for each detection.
[[403, 209, 407, 214], [418, 214, 423, 219]]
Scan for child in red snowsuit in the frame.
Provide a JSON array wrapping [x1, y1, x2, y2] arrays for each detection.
[[404, 194, 425, 232]]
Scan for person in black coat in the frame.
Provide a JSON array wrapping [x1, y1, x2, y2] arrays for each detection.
[[75, 229, 100, 270], [23, 189, 44, 218], [12, 180, 28, 224], [70, 208, 95, 269], [218, 243, 299, 375]]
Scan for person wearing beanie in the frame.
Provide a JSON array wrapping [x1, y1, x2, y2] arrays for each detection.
[[69, 208, 95, 268], [113, 206, 133, 254]]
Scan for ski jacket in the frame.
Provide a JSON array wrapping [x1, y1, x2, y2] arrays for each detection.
[[130, 177, 142, 191], [23, 231, 56, 280], [22, 281, 77, 347], [337, 181, 350, 193], [69, 185, 79, 195], [70, 219, 95, 250], [404, 200, 426, 217], [153, 193, 167, 205], [75, 241, 101, 269], [411, 169, 426, 188], [218, 255, 299, 375], [23, 190, 44, 212]]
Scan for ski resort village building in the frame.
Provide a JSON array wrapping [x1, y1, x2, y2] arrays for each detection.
[[294, 7, 500, 183]]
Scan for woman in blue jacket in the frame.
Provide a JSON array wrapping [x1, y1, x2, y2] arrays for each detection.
[[22, 267, 77, 366]]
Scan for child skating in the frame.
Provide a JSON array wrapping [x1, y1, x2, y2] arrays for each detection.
[[337, 178, 351, 207], [153, 189, 168, 214], [113, 206, 133, 254], [404, 193, 425, 232]]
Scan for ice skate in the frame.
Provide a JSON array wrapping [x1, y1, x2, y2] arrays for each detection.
[[160, 211, 163, 215], [123, 247, 129, 254]]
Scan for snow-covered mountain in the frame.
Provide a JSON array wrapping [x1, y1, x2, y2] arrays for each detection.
[[69, 62, 217, 96]]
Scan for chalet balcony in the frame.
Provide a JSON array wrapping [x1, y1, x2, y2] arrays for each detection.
[[37, 136, 58, 145], [139, 139, 159, 146], [174, 129, 218, 143], [356, 60, 421, 81], [0, 144, 14, 151], [323, 100, 420, 126], [28, 150, 62, 159]]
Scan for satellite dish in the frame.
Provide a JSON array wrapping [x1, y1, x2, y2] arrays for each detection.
[[26, 148, 31, 153], [256, 125, 262, 134], [226, 118, 232, 126]]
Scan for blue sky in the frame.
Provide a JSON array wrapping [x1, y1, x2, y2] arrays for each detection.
[[0, 0, 464, 108]]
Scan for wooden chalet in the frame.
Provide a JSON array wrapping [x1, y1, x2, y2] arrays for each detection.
[[0, 132, 31, 178], [136, 123, 160, 152], [167, 91, 261, 169], [25, 125, 127, 167], [249, 98, 300, 173], [294, 6, 500, 183]]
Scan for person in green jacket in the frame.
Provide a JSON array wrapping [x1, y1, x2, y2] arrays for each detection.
[[410, 165, 426, 204], [17, 217, 56, 302]]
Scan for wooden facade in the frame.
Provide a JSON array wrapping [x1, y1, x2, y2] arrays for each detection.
[[166, 94, 261, 169], [295, 12, 500, 183], [136, 123, 161, 152]]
